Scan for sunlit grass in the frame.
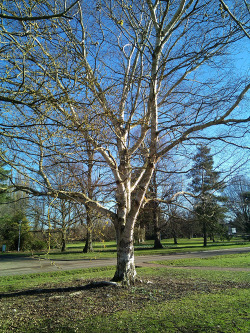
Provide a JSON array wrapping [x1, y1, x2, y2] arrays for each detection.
[[78, 289, 250, 333], [151, 253, 250, 268], [139, 266, 250, 284]]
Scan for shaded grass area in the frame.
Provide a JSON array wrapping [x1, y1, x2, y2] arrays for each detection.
[[152, 253, 250, 268], [0, 255, 249, 332]]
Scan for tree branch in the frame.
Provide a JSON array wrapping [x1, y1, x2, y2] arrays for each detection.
[[0, 1, 79, 21], [219, 0, 250, 39]]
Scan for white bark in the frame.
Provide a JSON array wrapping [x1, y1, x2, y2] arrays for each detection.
[[113, 225, 136, 284]]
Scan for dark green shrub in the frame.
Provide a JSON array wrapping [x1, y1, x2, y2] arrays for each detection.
[[29, 238, 47, 251], [0, 212, 32, 251]]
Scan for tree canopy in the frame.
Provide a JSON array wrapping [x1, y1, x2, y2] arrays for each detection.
[[0, 0, 249, 284]]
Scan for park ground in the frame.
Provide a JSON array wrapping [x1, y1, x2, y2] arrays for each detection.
[[0, 238, 249, 332]]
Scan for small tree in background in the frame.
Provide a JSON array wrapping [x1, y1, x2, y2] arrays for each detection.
[[0, 165, 36, 251], [189, 145, 227, 246]]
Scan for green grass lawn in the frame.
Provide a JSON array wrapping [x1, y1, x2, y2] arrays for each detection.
[[79, 289, 250, 333], [7, 237, 247, 261], [152, 252, 250, 268], [1, 237, 249, 261], [0, 266, 116, 293], [0, 253, 249, 332]]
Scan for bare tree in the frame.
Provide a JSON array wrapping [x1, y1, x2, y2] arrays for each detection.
[[49, 198, 79, 252], [219, 0, 250, 38], [1, 0, 249, 284], [68, 148, 107, 253], [226, 175, 250, 234], [0, 0, 79, 21]]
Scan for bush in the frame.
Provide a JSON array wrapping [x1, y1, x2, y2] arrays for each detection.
[[29, 238, 47, 251]]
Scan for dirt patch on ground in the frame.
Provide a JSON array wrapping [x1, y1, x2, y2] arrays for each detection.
[[0, 276, 249, 332]]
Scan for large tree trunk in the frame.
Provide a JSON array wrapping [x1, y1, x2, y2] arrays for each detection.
[[61, 227, 67, 252], [83, 228, 93, 253], [154, 226, 163, 249], [173, 231, 178, 245], [151, 170, 163, 249], [154, 235, 163, 249], [112, 226, 136, 285], [153, 201, 163, 249], [111, 149, 156, 285], [203, 221, 207, 247]]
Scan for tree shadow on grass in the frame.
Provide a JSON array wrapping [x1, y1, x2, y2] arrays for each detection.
[[0, 281, 118, 299]]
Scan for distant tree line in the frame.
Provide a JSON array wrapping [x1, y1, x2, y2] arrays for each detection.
[[1, 143, 249, 252]]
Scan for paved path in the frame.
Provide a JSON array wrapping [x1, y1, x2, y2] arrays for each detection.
[[0, 247, 249, 277]]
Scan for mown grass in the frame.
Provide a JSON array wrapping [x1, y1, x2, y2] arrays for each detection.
[[1, 262, 249, 294], [74, 289, 250, 333], [0, 253, 249, 332], [139, 266, 250, 284], [0, 266, 116, 293], [152, 252, 250, 268], [17, 237, 249, 260]]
